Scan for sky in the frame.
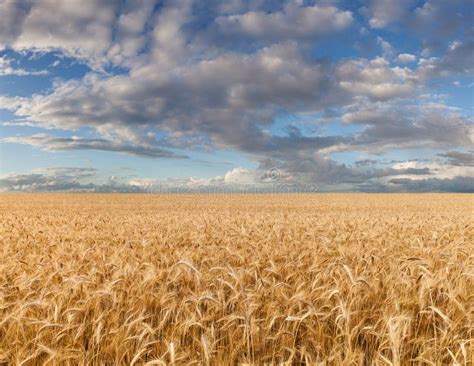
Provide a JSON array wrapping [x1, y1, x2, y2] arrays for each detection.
[[0, 0, 473, 192]]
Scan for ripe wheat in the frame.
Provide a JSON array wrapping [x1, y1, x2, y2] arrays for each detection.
[[0, 193, 472, 365]]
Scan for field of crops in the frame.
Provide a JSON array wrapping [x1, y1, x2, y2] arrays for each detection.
[[0, 193, 472, 365]]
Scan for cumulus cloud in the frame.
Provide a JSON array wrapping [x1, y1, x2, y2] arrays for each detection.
[[216, 3, 353, 41], [1, 43, 353, 155], [362, 0, 414, 29], [0, 0, 120, 68], [339, 100, 474, 152], [223, 167, 259, 185], [396, 53, 417, 63], [107, 0, 156, 65], [0, 0, 472, 192], [337, 57, 417, 101], [0, 0, 33, 48], [4, 43, 448, 159]]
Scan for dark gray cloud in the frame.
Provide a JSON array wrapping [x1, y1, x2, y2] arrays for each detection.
[[437, 151, 474, 166], [339, 101, 473, 153], [257, 153, 433, 188], [0, 0, 33, 48], [353, 113, 473, 151], [354, 159, 378, 166], [388, 176, 474, 192]]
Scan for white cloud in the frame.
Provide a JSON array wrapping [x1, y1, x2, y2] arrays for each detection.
[[224, 167, 258, 185], [396, 53, 417, 63], [3, 1, 119, 68], [216, 3, 353, 41], [363, 0, 414, 29], [0, 55, 48, 76], [389, 160, 474, 181], [337, 58, 417, 100], [0, 0, 159, 69]]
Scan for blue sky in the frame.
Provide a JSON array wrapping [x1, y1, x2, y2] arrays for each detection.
[[0, 0, 472, 192]]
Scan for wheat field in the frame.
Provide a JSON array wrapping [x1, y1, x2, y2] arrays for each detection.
[[0, 193, 472, 365]]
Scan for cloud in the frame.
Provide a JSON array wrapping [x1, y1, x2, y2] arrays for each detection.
[[437, 151, 474, 167], [362, 0, 414, 29], [336, 57, 417, 101], [0, 165, 293, 193], [388, 160, 474, 181], [351, 113, 472, 151], [0, 0, 120, 68], [0, 0, 179, 70], [388, 176, 474, 192], [2, 134, 187, 159], [417, 39, 474, 78], [0, 0, 472, 192], [255, 152, 438, 192], [396, 53, 417, 63], [216, 3, 353, 42], [411, 0, 473, 52], [107, 0, 157, 65], [223, 167, 259, 185], [0, 95, 27, 110], [1, 157, 470, 193], [2, 37, 470, 187], [360, 0, 473, 61], [3, 42, 443, 160], [377, 37, 395, 58], [1, 43, 353, 155], [339, 100, 474, 152], [354, 159, 379, 166], [0, 166, 148, 192], [0, 167, 98, 192], [0, 0, 33, 48], [0, 55, 48, 76], [362, 0, 472, 40]]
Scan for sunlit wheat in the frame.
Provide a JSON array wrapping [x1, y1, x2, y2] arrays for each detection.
[[0, 193, 472, 364]]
